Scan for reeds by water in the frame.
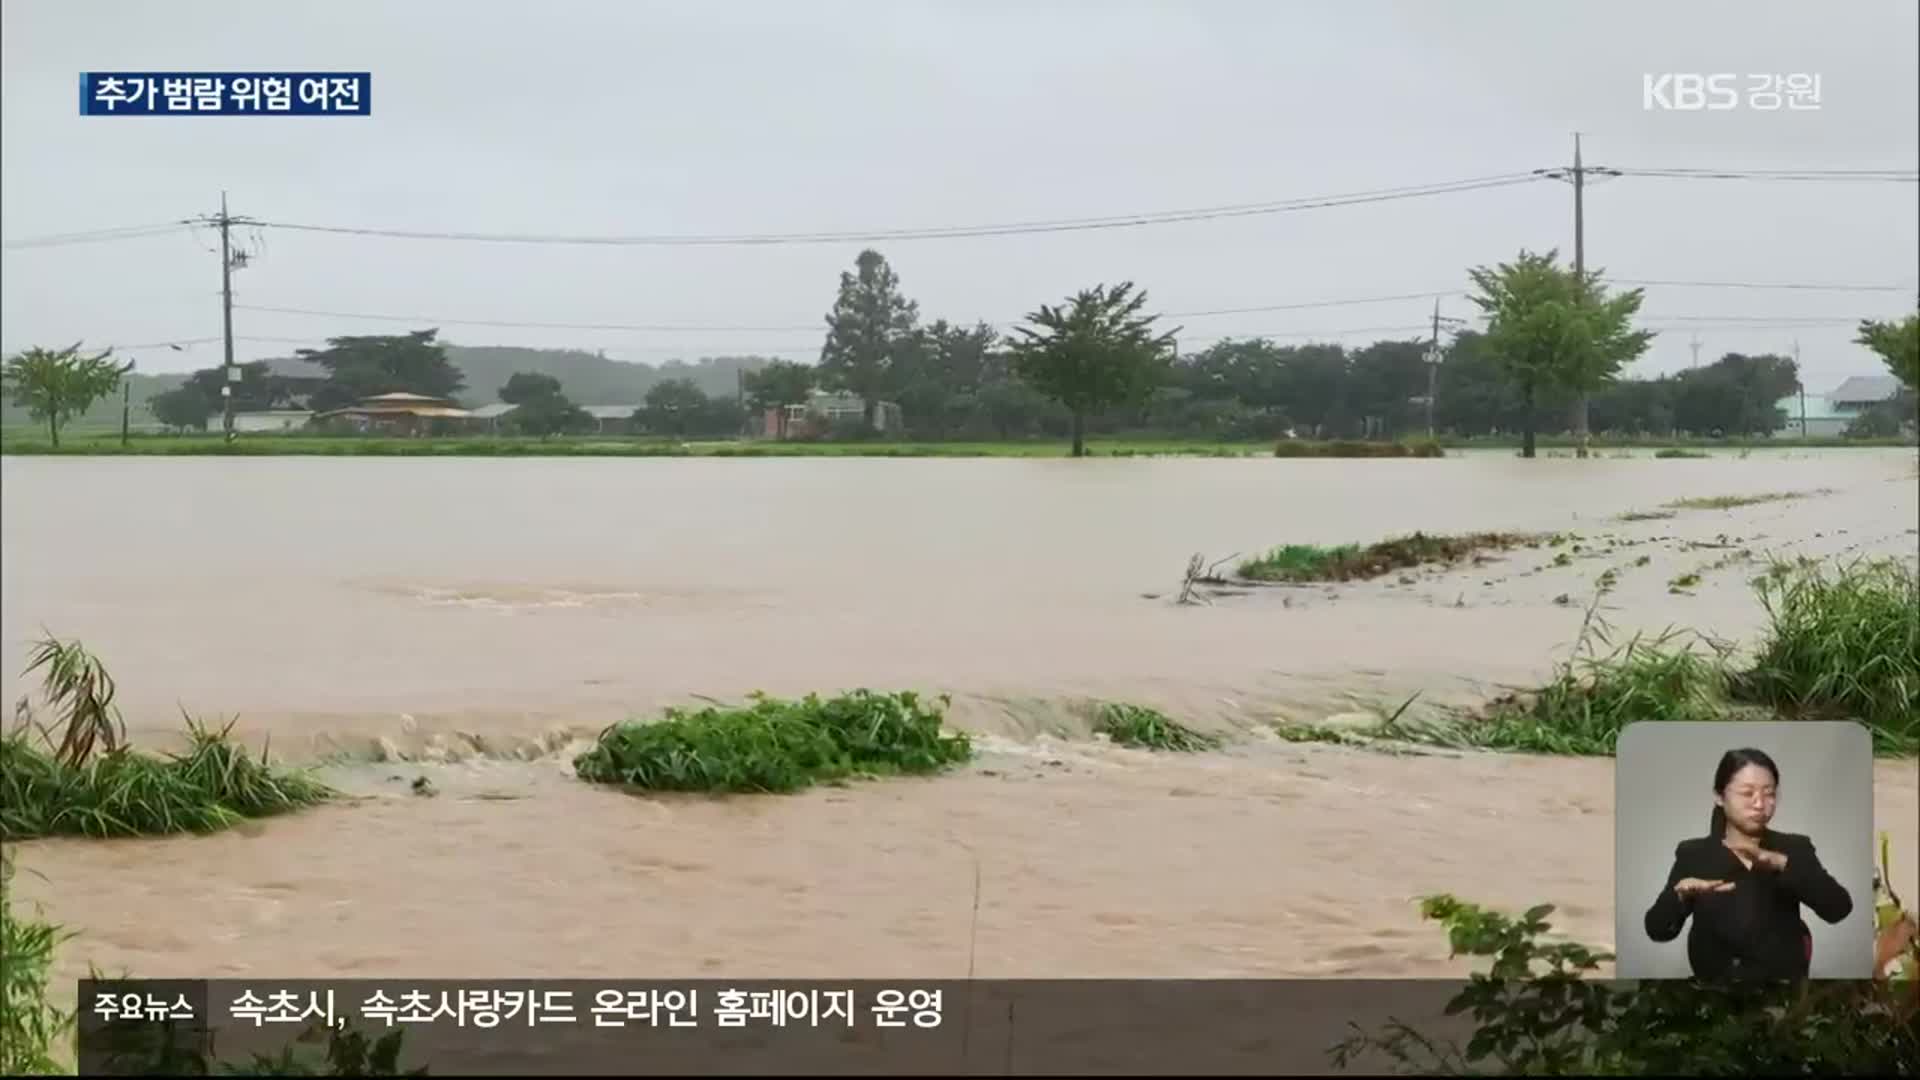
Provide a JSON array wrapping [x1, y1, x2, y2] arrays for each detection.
[[1, 636, 333, 841]]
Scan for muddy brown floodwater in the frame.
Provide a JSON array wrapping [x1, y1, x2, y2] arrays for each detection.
[[3, 449, 1916, 994]]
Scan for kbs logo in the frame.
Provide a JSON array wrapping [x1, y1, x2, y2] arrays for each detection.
[[1643, 73, 1823, 112], [1643, 74, 1738, 111]]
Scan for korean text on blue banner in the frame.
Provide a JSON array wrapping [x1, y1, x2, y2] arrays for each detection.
[[79, 73, 371, 116]]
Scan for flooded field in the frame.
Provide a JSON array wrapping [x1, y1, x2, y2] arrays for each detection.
[[3, 448, 1916, 987]]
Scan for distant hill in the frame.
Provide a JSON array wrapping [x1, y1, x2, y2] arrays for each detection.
[[4, 345, 781, 431], [2, 370, 185, 431]]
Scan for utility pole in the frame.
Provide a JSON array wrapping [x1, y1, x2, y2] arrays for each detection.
[[1794, 339, 1806, 439], [1689, 333, 1702, 369], [1424, 299, 1464, 439], [121, 379, 131, 447], [187, 194, 256, 443], [1570, 134, 1588, 458], [219, 192, 237, 442], [1539, 135, 1620, 459]]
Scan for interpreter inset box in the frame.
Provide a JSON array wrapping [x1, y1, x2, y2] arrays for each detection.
[[1615, 721, 1873, 980]]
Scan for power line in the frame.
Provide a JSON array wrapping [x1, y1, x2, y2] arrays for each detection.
[[1, 223, 191, 250], [245, 173, 1551, 247], [234, 304, 823, 333], [1614, 277, 1913, 292], [1612, 166, 1918, 177], [233, 288, 1483, 332], [1640, 314, 1869, 324], [1609, 167, 1917, 183]]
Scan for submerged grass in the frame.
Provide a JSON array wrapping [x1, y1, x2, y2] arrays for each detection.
[[1662, 490, 1814, 511], [1460, 629, 1734, 755], [1272, 438, 1445, 458], [1734, 557, 1920, 753], [572, 690, 972, 794], [1652, 447, 1710, 459], [1285, 556, 1918, 758], [1091, 703, 1219, 752], [0, 716, 334, 840], [1237, 531, 1536, 583]]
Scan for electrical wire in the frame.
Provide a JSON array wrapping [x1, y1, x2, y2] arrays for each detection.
[[1614, 278, 1914, 292], [1609, 166, 1917, 183], [0, 223, 192, 250], [244, 173, 1551, 247]]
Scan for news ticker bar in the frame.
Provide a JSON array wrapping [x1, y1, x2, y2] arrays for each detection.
[[79, 72, 371, 115], [81, 978, 1473, 1076]]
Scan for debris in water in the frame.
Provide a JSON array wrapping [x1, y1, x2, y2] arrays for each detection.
[[411, 776, 437, 797]]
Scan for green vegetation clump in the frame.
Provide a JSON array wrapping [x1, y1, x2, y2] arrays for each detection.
[[1272, 438, 1444, 458], [1092, 703, 1219, 752], [1466, 630, 1731, 755], [1238, 532, 1533, 583], [573, 690, 972, 794], [1287, 558, 1919, 758], [1662, 490, 1812, 511], [1615, 509, 1675, 522], [1, 719, 333, 841], [1736, 558, 1920, 751], [1332, 894, 1919, 1075], [1, 637, 332, 841], [1652, 447, 1709, 459]]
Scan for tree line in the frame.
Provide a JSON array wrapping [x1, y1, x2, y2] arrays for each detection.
[[10, 249, 1917, 453]]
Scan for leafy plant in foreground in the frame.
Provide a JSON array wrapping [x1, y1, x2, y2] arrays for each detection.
[[1332, 893, 1920, 1075], [1, 854, 75, 1075]]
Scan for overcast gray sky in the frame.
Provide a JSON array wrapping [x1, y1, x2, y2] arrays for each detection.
[[3, 0, 1916, 389]]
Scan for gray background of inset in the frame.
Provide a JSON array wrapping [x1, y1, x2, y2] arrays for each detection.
[[1614, 721, 1874, 979]]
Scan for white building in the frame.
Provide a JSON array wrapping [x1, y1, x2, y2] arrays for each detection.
[[228, 410, 312, 433]]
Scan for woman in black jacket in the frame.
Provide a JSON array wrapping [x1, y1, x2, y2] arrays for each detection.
[[1643, 747, 1854, 979]]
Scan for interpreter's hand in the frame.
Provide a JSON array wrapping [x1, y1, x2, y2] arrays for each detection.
[[1724, 836, 1788, 872], [1674, 877, 1735, 898]]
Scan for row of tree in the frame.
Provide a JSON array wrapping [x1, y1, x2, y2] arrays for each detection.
[[10, 249, 1917, 453], [729, 246, 1918, 456]]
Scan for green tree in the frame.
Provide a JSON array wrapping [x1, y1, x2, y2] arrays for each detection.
[[640, 378, 712, 437], [818, 249, 919, 430], [181, 361, 305, 414], [498, 372, 563, 405], [1669, 352, 1799, 436], [1855, 314, 1920, 390], [298, 330, 466, 413], [741, 359, 816, 437], [493, 371, 590, 436], [1009, 282, 1179, 457], [147, 387, 212, 431], [2, 343, 131, 448], [512, 394, 593, 437], [1467, 249, 1654, 458], [893, 320, 999, 437]]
